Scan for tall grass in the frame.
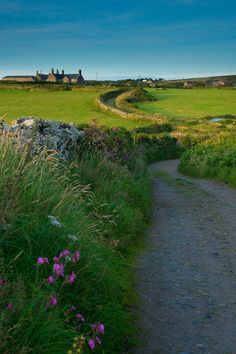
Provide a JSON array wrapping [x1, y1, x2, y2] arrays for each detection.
[[179, 132, 236, 186], [0, 137, 151, 353]]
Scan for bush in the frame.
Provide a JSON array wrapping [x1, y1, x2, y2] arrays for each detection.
[[127, 87, 156, 103]]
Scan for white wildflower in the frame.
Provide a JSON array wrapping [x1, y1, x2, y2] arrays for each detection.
[[67, 234, 78, 241], [48, 215, 63, 228]]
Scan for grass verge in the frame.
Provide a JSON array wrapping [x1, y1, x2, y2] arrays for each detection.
[[179, 132, 236, 187], [0, 129, 151, 353]]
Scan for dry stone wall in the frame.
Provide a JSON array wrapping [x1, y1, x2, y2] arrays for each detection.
[[0, 117, 84, 160]]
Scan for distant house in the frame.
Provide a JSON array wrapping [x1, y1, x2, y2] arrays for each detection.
[[36, 71, 49, 82], [46, 69, 65, 83], [183, 80, 194, 88], [212, 80, 225, 87], [2, 68, 85, 84], [206, 78, 226, 87], [2, 75, 36, 82]]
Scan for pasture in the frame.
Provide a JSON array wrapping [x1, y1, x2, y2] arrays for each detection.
[[0, 88, 140, 128], [136, 88, 236, 120]]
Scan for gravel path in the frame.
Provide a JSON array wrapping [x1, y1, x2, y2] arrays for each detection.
[[132, 159, 236, 354]]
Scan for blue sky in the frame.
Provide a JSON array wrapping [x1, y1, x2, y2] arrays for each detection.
[[0, 0, 235, 79]]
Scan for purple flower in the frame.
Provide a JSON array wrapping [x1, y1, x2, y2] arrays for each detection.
[[47, 275, 55, 284], [6, 303, 13, 311], [0, 277, 5, 285], [59, 250, 71, 258], [88, 339, 96, 350], [72, 251, 80, 263], [37, 257, 45, 265], [76, 313, 85, 322], [53, 256, 60, 263], [53, 263, 64, 277], [91, 322, 105, 334], [37, 257, 49, 265], [95, 337, 102, 345], [49, 295, 58, 306], [67, 271, 76, 285]]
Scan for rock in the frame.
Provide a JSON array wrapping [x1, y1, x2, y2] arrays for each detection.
[[0, 117, 84, 160]]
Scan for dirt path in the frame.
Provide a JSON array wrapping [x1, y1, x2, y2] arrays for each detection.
[[132, 159, 236, 354]]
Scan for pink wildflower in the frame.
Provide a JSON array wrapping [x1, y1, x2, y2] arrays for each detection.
[[37, 257, 49, 265], [37, 257, 45, 265], [53, 256, 60, 263], [0, 278, 5, 285], [76, 313, 85, 322], [6, 303, 13, 311], [67, 271, 76, 285], [49, 295, 58, 306], [88, 339, 96, 350], [53, 263, 64, 277], [72, 251, 80, 263], [95, 337, 102, 345], [47, 275, 55, 284], [59, 250, 71, 258], [91, 322, 105, 334]]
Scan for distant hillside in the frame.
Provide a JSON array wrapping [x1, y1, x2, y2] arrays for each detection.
[[167, 74, 236, 85]]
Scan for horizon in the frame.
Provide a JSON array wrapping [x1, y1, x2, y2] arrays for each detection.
[[0, 0, 235, 80]]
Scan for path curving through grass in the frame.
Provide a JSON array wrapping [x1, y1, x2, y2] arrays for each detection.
[[132, 159, 236, 354]]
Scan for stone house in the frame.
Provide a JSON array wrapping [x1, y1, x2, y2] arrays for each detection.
[[206, 78, 226, 87], [183, 80, 194, 88], [212, 80, 225, 87], [2, 68, 85, 84], [42, 68, 85, 84], [46, 69, 65, 83], [2, 75, 36, 82]]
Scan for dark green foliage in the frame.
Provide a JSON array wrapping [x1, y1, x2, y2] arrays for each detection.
[[127, 87, 156, 103], [132, 123, 173, 134], [136, 134, 184, 163]]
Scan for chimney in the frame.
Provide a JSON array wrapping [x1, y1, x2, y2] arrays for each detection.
[[56, 69, 59, 74], [62, 70, 65, 75], [51, 68, 54, 74], [78, 69, 82, 76], [36, 70, 39, 75]]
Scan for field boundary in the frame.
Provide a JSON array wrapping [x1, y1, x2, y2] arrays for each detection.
[[96, 89, 166, 124]]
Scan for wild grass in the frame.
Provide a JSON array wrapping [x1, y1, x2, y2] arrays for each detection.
[[179, 132, 236, 186], [0, 136, 151, 353]]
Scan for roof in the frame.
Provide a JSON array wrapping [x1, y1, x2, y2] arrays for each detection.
[[66, 74, 80, 79], [3, 75, 36, 79], [49, 73, 65, 80], [36, 74, 48, 80]]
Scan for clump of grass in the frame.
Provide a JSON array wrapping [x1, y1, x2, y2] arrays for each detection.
[[179, 132, 236, 186]]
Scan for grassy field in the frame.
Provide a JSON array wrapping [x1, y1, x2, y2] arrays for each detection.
[[136, 88, 236, 120], [0, 88, 142, 128]]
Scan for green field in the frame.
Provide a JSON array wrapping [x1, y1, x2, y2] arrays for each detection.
[[0, 88, 141, 128], [136, 88, 236, 120]]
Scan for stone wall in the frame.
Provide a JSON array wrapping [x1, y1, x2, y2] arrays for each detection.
[[0, 117, 84, 160]]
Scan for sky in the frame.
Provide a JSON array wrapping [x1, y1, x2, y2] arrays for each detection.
[[0, 0, 235, 80]]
